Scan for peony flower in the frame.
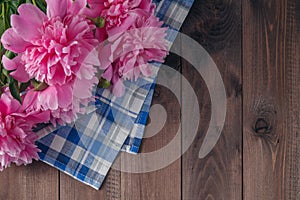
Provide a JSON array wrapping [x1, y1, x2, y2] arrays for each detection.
[[1, 1, 97, 85], [0, 89, 50, 170], [23, 65, 98, 125], [89, 0, 155, 37], [99, 10, 168, 96], [1, 0, 100, 124]]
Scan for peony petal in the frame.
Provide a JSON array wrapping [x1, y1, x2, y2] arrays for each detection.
[[0, 93, 21, 114], [83, 49, 100, 66], [11, 126, 27, 139], [95, 28, 108, 43], [139, 63, 153, 77], [138, 0, 152, 11], [98, 44, 114, 70], [47, 64, 67, 85], [2, 55, 30, 82], [0, 97, 9, 116], [83, 0, 104, 18], [0, 28, 31, 53], [130, 0, 142, 7], [22, 108, 51, 124], [56, 84, 73, 108], [20, 89, 38, 111], [107, 14, 136, 36], [38, 86, 58, 110], [112, 76, 125, 97], [10, 64, 30, 82], [18, 4, 47, 27], [46, 0, 67, 18], [73, 77, 96, 99], [2, 55, 17, 70], [68, 0, 87, 15], [76, 63, 97, 80], [11, 15, 41, 42], [101, 66, 113, 81], [31, 111, 50, 124]]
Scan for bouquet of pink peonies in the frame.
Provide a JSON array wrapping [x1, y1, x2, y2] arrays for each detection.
[[0, 0, 168, 170]]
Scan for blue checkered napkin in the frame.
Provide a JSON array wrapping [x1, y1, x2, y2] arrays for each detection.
[[120, 83, 155, 153], [36, 0, 195, 189]]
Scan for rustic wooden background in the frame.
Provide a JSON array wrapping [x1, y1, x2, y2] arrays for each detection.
[[0, 0, 299, 199]]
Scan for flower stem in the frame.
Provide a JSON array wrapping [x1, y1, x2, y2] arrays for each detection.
[[32, 0, 37, 6], [1, 3, 4, 18], [0, 3, 5, 86]]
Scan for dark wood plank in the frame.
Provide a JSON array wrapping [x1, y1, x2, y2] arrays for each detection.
[[60, 169, 119, 200], [120, 53, 182, 200], [181, 0, 242, 199], [0, 162, 59, 200], [243, 0, 300, 199]]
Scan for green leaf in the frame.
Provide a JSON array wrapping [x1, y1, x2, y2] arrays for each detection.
[[88, 17, 106, 28], [19, 81, 30, 92], [98, 18, 105, 28], [0, 16, 5, 37], [17, 0, 27, 6], [9, 77, 21, 103], [0, 16, 5, 60], [0, 65, 9, 84], [0, 68, 7, 85], [33, 0, 46, 13], [9, 1, 18, 11], [5, 50, 15, 59], [0, 4, 6, 35], [0, 77, 5, 86], [2, 67, 8, 77], [98, 78, 111, 89]]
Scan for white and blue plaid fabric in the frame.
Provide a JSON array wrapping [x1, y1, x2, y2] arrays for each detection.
[[36, 0, 194, 189]]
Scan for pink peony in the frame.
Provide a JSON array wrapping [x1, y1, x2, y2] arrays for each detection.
[[23, 66, 98, 125], [99, 10, 168, 96], [89, 0, 155, 37], [0, 89, 50, 170], [1, 0, 100, 124], [1, 1, 97, 85]]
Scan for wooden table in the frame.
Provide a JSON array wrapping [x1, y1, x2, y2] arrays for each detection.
[[0, 0, 299, 199]]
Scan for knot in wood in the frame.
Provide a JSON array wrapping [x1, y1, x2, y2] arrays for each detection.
[[253, 118, 272, 135]]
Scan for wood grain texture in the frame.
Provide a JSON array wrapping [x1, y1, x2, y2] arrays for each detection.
[[0, 162, 58, 200], [243, 0, 300, 199], [60, 168, 120, 200], [181, 0, 242, 199], [120, 52, 182, 200]]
